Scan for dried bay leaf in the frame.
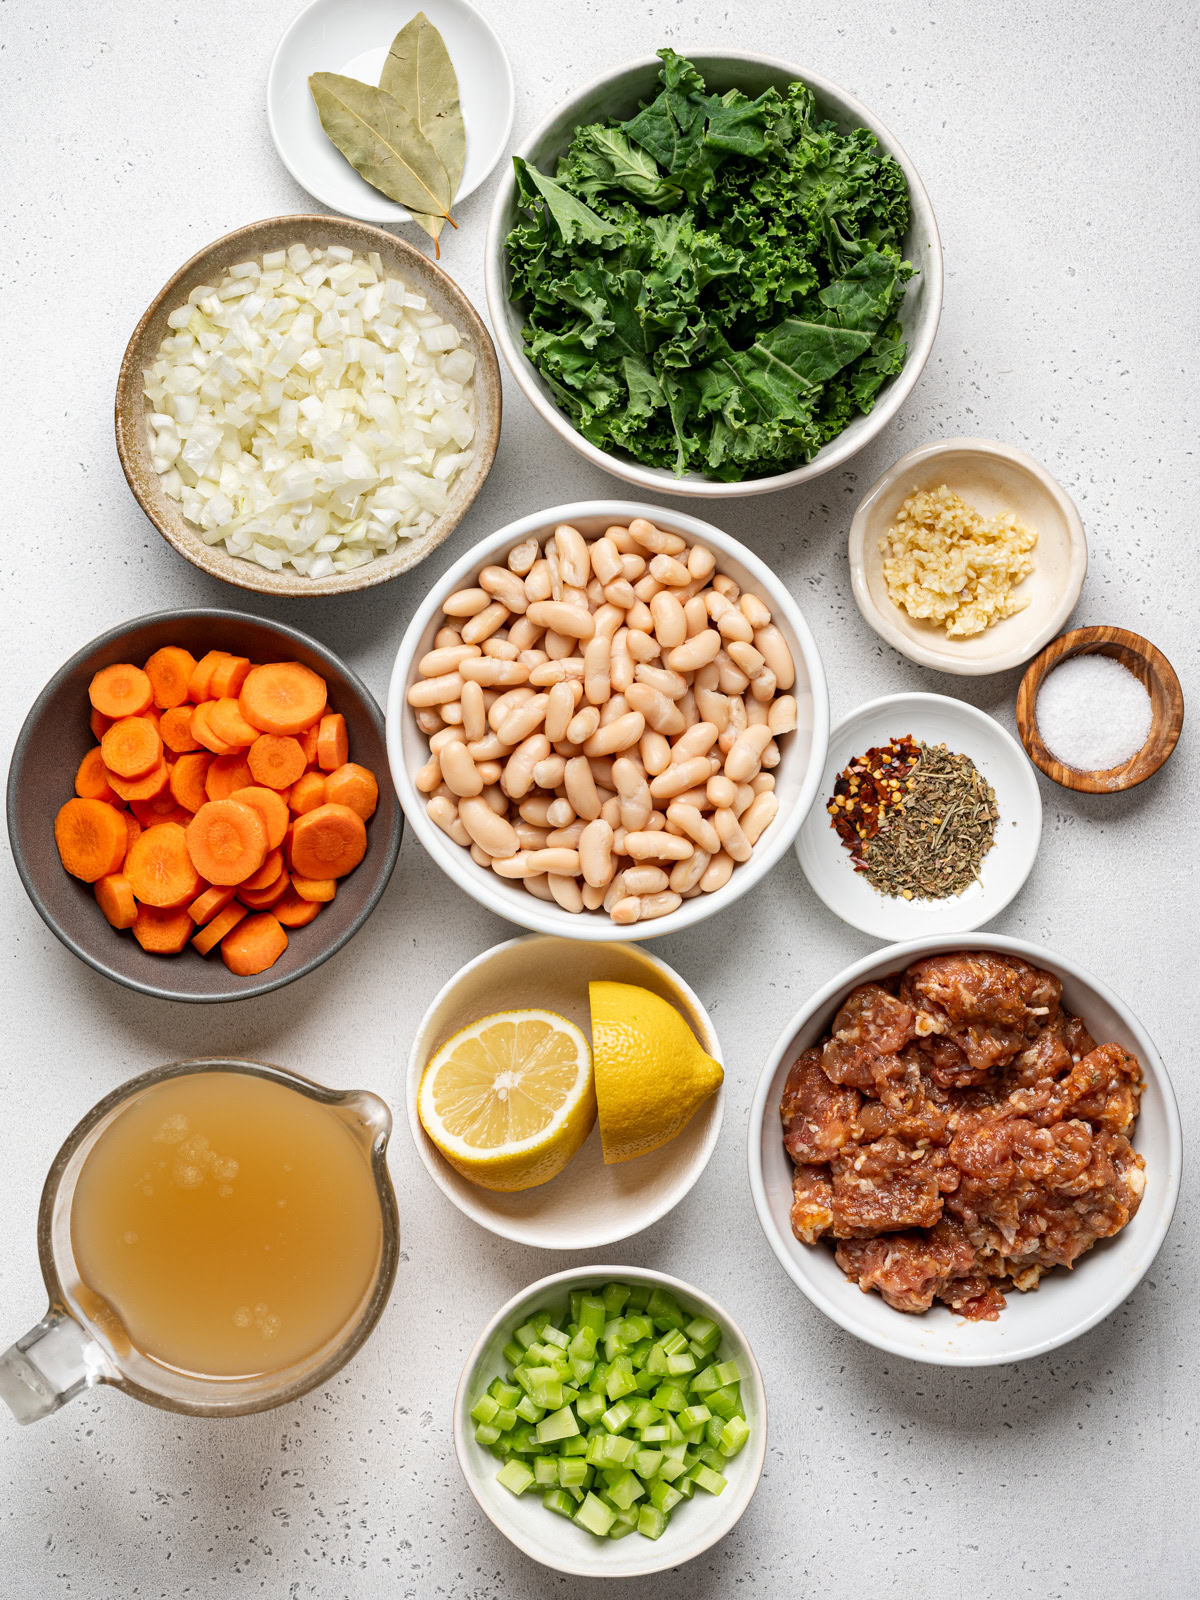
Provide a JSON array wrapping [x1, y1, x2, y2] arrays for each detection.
[[308, 72, 455, 224], [379, 13, 465, 247]]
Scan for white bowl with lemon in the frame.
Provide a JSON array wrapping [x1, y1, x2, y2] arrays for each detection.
[[407, 936, 725, 1249]]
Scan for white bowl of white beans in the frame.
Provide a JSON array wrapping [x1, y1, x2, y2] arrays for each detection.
[[386, 501, 829, 940]]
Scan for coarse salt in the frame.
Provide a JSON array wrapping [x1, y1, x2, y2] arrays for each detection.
[[1035, 654, 1152, 771]]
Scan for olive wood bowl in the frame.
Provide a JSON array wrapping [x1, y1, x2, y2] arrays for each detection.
[[1015, 625, 1184, 792], [115, 215, 501, 598]]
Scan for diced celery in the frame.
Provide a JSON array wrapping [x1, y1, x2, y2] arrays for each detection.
[[602, 1400, 634, 1434], [489, 1380, 521, 1407], [653, 1383, 689, 1413], [685, 1315, 721, 1353], [646, 1287, 686, 1329], [626, 1285, 651, 1312], [575, 1392, 606, 1425], [501, 1341, 524, 1369], [569, 1291, 584, 1326], [608, 1520, 636, 1540], [569, 1356, 594, 1385], [474, 1422, 501, 1446], [602, 1283, 631, 1317], [514, 1395, 545, 1424], [605, 1433, 635, 1464], [536, 1406, 579, 1444], [666, 1352, 696, 1377], [533, 1456, 559, 1487], [470, 1394, 499, 1425], [561, 1386, 580, 1407], [648, 1477, 683, 1513], [657, 1455, 688, 1483], [706, 1383, 742, 1420], [632, 1448, 663, 1479], [690, 1365, 721, 1396], [558, 1456, 590, 1488], [633, 1366, 659, 1395], [543, 1488, 576, 1519], [678, 1403, 711, 1430], [637, 1505, 668, 1540], [675, 1475, 695, 1499], [514, 1321, 540, 1350], [559, 1433, 589, 1458], [689, 1462, 727, 1495], [719, 1416, 751, 1457], [682, 1424, 705, 1446], [605, 1362, 637, 1402], [508, 1424, 536, 1453], [640, 1424, 670, 1442], [658, 1328, 688, 1357], [705, 1418, 725, 1450], [541, 1325, 569, 1350], [712, 1359, 741, 1386], [697, 1445, 725, 1472], [528, 1382, 563, 1412], [645, 1344, 670, 1377], [663, 1416, 685, 1442], [579, 1295, 606, 1335], [621, 1314, 654, 1343], [497, 1460, 535, 1496], [574, 1492, 616, 1537], [629, 1400, 661, 1429], [606, 1469, 646, 1511]]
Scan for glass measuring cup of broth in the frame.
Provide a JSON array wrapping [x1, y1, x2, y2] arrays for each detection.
[[0, 1059, 398, 1422]]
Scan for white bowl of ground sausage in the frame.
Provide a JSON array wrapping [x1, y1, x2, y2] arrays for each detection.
[[386, 501, 828, 940], [747, 934, 1182, 1366]]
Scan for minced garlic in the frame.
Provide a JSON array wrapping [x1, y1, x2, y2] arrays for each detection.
[[879, 484, 1037, 637]]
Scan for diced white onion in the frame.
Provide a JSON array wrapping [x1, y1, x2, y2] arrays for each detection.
[[142, 244, 476, 579]]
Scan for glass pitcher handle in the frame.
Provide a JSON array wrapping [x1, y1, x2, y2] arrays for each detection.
[[0, 1308, 113, 1424]]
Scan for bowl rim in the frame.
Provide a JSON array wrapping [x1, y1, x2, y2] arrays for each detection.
[[384, 497, 830, 941], [266, 0, 516, 223], [7, 607, 403, 1003], [794, 690, 1044, 939], [483, 46, 944, 499], [745, 931, 1183, 1366], [848, 436, 1089, 675], [404, 933, 726, 1248], [114, 214, 502, 598], [452, 1263, 768, 1576]]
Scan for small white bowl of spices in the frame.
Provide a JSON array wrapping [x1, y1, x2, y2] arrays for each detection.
[[849, 438, 1087, 676], [796, 691, 1042, 941]]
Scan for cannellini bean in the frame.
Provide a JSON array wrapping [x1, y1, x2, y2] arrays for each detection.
[[752, 772, 776, 794], [415, 709, 444, 735], [491, 851, 539, 879], [416, 756, 441, 793], [433, 627, 463, 649], [649, 756, 712, 800], [750, 667, 777, 704], [741, 791, 779, 844], [650, 590, 687, 649], [649, 553, 691, 587], [497, 694, 550, 745], [532, 755, 567, 791], [768, 695, 797, 736], [626, 600, 655, 634], [590, 536, 624, 584], [740, 592, 771, 629], [626, 681, 686, 736], [638, 729, 671, 777], [581, 881, 607, 910], [544, 628, 577, 660], [700, 850, 734, 892], [547, 821, 586, 848], [670, 786, 710, 811], [440, 741, 482, 798], [718, 695, 748, 754], [688, 544, 716, 581], [460, 603, 509, 645], [522, 873, 554, 901], [544, 680, 578, 743], [467, 733, 509, 762], [625, 831, 693, 862], [603, 578, 637, 609], [427, 796, 471, 847], [441, 701, 464, 724], [459, 658, 530, 687], [754, 624, 795, 690], [712, 574, 739, 600], [706, 773, 737, 809], [762, 739, 781, 769], [714, 805, 752, 862], [502, 733, 551, 800], [516, 796, 553, 826], [443, 588, 490, 617], [727, 640, 765, 677], [610, 895, 641, 926], [628, 517, 686, 556], [716, 607, 754, 644], [734, 783, 756, 815], [479, 568, 529, 615], [508, 617, 544, 652], [488, 687, 534, 730], [524, 561, 553, 603], [670, 721, 718, 762], [460, 680, 487, 742], [566, 706, 601, 744], [408, 672, 464, 707], [583, 711, 645, 757], [529, 657, 586, 686], [429, 725, 464, 754], [523, 847, 581, 875], [564, 755, 601, 821], [620, 553, 646, 581], [669, 849, 711, 894], [666, 803, 721, 855], [612, 756, 653, 832], [419, 643, 481, 676], [638, 891, 682, 921], [666, 629, 721, 673], [477, 760, 503, 785], [526, 599, 595, 639], [584, 634, 611, 704], [548, 874, 585, 913], [714, 650, 750, 695], [635, 663, 687, 699], [482, 784, 509, 815], [578, 819, 615, 887], [469, 842, 493, 869], [554, 524, 590, 589], [745, 695, 770, 727], [588, 755, 616, 789], [621, 866, 667, 895], [683, 595, 709, 638], [507, 537, 539, 575], [544, 797, 575, 829], [593, 603, 623, 641], [624, 629, 659, 664], [725, 724, 773, 782]]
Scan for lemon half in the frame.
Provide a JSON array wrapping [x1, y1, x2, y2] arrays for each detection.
[[417, 1009, 595, 1192], [589, 982, 723, 1165]]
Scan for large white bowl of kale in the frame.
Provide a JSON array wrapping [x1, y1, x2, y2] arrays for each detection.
[[485, 49, 942, 497]]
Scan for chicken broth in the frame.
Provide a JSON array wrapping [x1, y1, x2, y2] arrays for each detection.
[[70, 1071, 383, 1379]]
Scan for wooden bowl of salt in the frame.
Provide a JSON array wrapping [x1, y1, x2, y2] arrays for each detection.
[[1016, 625, 1184, 792]]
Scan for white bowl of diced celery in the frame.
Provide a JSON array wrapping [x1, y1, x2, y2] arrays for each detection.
[[454, 1267, 767, 1576]]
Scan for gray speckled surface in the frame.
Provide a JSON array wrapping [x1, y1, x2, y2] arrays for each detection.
[[1, 2, 1196, 1595]]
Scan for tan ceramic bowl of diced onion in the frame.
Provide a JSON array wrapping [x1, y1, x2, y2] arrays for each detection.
[[848, 438, 1088, 676], [115, 215, 501, 598], [385, 501, 830, 942]]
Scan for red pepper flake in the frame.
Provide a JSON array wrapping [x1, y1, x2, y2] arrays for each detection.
[[826, 735, 921, 871]]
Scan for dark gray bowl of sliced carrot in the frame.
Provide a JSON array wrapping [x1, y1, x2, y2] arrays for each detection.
[[7, 610, 402, 1002]]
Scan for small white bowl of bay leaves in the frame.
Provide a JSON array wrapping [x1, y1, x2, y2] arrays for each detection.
[[268, 0, 514, 236]]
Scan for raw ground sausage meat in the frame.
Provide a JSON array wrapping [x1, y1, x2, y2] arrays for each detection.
[[780, 952, 1147, 1320]]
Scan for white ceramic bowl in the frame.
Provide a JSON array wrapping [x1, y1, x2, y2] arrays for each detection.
[[795, 692, 1042, 941], [454, 1265, 767, 1576], [849, 439, 1088, 674], [747, 933, 1182, 1366], [386, 500, 829, 940], [268, 0, 514, 227], [485, 50, 942, 499], [406, 935, 724, 1249]]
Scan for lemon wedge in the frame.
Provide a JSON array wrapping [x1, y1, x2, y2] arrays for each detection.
[[417, 1009, 595, 1192], [588, 982, 723, 1165]]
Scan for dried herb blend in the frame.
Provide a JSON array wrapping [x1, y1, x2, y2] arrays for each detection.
[[827, 737, 998, 900]]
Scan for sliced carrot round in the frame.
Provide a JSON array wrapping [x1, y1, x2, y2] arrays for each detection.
[[160, 705, 203, 753], [100, 716, 163, 779], [290, 875, 336, 903], [221, 913, 288, 976], [130, 796, 193, 828], [210, 655, 252, 700], [188, 650, 229, 703], [205, 752, 256, 802], [186, 799, 268, 886], [55, 798, 129, 881], [75, 746, 119, 804], [188, 885, 237, 926], [89, 664, 153, 720], [297, 724, 321, 765], [169, 751, 213, 813], [247, 734, 306, 791], [89, 708, 113, 742], [316, 713, 349, 772], [144, 646, 198, 709], [95, 873, 138, 930], [192, 902, 248, 956], [290, 802, 367, 880], [132, 903, 194, 954], [240, 847, 285, 893], [191, 703, 234, 756], [231, 786, 289, 849], [237, 871, 290, 910], [121, 811, 142, 860], [208, 697, 261, 748], [239, 662, 327, 736], [125, 822, 203, 908], [106, 758, 170, 804], [288, 771, 327, 815], [324, 762, 379, 820]]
